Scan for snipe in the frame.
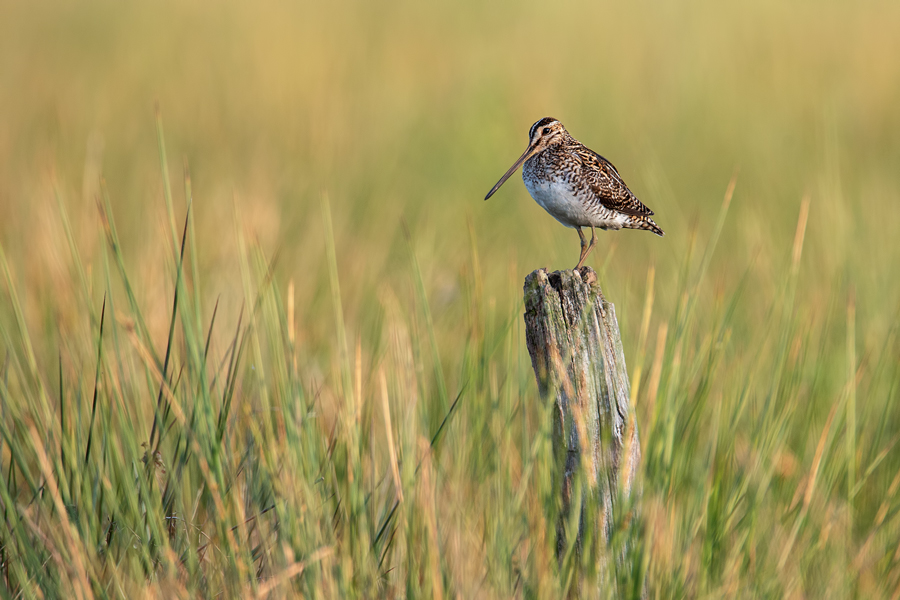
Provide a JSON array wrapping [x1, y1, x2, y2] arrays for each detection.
[[485, 117, 663, 268]]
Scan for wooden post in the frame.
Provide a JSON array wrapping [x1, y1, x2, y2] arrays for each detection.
[[524, 266, 640, 564]]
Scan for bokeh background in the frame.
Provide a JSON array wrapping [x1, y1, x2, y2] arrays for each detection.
[[1, 0, 900, 597], [4, 0, 899, 337]]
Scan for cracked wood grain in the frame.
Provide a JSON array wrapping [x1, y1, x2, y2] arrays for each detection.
[[524, 266, 640, 566]]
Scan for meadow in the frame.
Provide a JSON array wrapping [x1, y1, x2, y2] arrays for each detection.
[[1, 0, 899, 597]]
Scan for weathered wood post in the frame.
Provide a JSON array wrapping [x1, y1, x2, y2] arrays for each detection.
[[524, 266, 640, 567]]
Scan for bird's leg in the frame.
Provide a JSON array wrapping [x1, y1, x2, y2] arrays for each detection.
[[575, 227, 589, 269], [576, 225, 598, 270], [586, 225, 597, 259]]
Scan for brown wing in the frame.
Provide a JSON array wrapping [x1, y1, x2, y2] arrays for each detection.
[[574, 146, 654, 216]]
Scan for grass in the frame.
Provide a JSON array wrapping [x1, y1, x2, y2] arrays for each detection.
[[1, 0, 900, 597]]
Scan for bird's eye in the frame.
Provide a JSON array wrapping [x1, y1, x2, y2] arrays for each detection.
[[542, 127, 551, 135]]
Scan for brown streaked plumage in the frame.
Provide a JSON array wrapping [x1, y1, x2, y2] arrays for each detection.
[[485, 117, 663, 269]]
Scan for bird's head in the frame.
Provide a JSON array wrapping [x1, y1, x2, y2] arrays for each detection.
[[527, 117, 566, 152], [485, 117, 566, 200]]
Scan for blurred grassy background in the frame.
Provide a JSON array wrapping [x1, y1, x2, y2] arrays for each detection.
[[1, 0, 899, 597]]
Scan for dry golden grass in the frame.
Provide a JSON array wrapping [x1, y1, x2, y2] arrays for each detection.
[[1, 0, 899, 597]]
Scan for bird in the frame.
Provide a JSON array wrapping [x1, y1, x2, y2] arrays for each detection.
[[485, 117, 663, 269]]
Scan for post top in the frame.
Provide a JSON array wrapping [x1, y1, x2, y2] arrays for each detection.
[[523, 266, 609, 318]]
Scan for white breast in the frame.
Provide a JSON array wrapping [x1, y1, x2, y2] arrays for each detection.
[[522, 175, 631, 231], [523, 177, 587, 228]]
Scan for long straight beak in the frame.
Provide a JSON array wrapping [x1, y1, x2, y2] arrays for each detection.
[[484, 143, 539, 200]]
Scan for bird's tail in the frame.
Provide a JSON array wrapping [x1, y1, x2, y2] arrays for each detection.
[[628, 215, 664, 237]]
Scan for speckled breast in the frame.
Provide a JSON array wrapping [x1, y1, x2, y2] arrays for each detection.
[[522, 156, 627, 231], [522, 159, 590, 228]]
